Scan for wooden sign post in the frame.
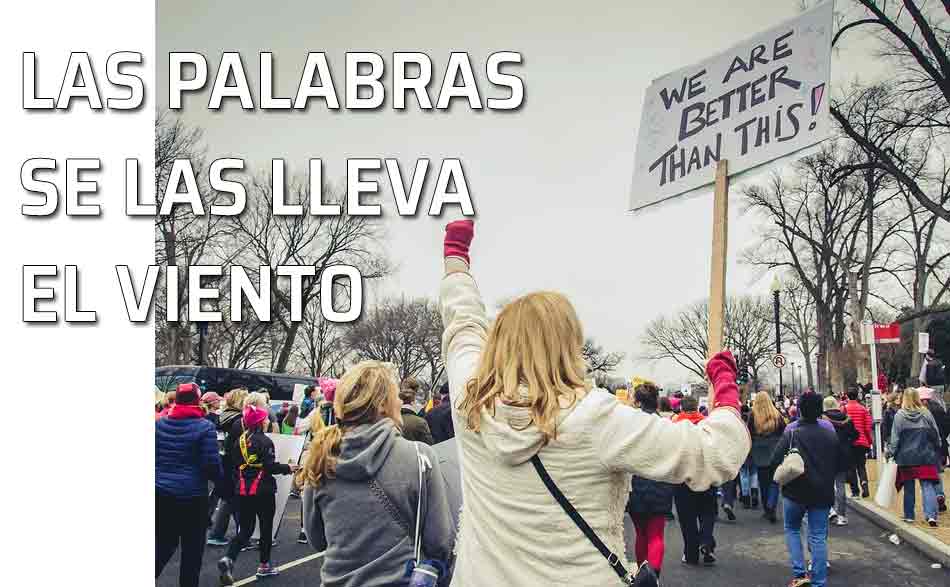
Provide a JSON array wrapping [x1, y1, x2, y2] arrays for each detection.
[[707, 159, 729, 357]]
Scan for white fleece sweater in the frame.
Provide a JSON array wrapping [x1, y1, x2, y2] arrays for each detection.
[[440, 267, 750, 587]]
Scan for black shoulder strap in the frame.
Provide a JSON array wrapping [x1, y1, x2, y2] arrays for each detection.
[[530, 455, 630, 584]]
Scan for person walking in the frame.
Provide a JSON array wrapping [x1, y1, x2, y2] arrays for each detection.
[[301, 361, 456, 587], [399, 385, 435, 445], [672, 396, 720, 566], [207, 389, 248, 547], [748, 392, 785, 523], [889, 388, 942, 527], [844, 387, 873, 498], [920, 387, 950, 512], [156, 382, 222, 587], [425, 382, 455, 444], [822, 395, 858, 526], [920, 350, 946, 397], [738, 404, 760, 509], [626, 383, 676, 578], [437, 220, 749, 586], [882, 391, 901, 455], [771, 393, 839, 587], [218, 404, 298, 584]]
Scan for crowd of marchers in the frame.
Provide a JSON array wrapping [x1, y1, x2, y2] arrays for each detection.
[[155, 220, 949, 587]]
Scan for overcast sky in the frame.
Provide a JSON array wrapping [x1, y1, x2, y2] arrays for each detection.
[[157, 0, 883, 386]]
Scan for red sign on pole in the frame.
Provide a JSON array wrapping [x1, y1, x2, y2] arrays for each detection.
[[873, 323, 900, 344]]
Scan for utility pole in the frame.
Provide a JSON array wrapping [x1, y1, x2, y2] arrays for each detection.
[[771, 276, 783, 397]]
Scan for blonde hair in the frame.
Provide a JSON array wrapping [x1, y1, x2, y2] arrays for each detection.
[[244, 391, 268, 409], [751, 391, 782, 435], [902, 388, 925, 412], [457, 291, 588, 444], [299, 361, 400, 489], [226, 388, 248, 411]]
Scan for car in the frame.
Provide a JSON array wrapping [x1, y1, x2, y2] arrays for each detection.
[[155, 365, 316, 403]]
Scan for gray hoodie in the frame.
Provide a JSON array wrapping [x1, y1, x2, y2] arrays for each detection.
[[889, 408, 940, 467], [303, 418, 455, 587]]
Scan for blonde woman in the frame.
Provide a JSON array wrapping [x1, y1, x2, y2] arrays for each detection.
[[301, 361, 455, 587], [438, 220, 749, 585], [748, 391, 786, 523], [888, 388, 941, 527]]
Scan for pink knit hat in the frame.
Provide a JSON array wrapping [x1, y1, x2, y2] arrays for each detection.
[[319, 378, 338, 403], [919, 387, 935, 401], [243, 405, 268, 429]]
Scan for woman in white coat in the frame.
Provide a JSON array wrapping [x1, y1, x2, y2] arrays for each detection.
[[439, 220, 750, 586]]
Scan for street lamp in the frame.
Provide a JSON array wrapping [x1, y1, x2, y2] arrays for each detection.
[[771, 275, 783, 397], [791, 361, 797, 396]]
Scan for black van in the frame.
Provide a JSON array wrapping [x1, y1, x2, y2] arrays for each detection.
[[155, 365, 316, 402]]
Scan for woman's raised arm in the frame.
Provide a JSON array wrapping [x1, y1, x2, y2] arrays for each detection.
[[594, 351, 751, 491], [438, 220, 489, 409]]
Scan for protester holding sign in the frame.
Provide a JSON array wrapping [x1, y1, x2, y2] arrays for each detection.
[[218, 404, 298, 584], [301, 361, 455, 587], [438, 219, 749, 585], [155, 382, 222, 587]]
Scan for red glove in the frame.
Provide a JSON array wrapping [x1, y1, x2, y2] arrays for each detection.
[[444, 220, 475, 265], [706, 350, 740, 411]]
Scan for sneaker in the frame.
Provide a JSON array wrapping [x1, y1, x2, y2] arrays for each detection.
[[256, 563, 280, 578], [631, 561, 659, 587], [751, 489, 759, 509], [903, 518, 915, 523], [681, 554, 699, 566], [835, 515, 848, 526], [766, 509, 778, 524], [700, 545, 717, 566], [207, 536, 229, 547], [241, 538, 260, 552], [787, 578, 810, 587], [217, 557, 235, 586], [297, 530, 308, 544], [723, 503, 736, 522], [828, 508, 837, 521], [861, 483, 870, 499], [928, 518, 938, 528], [938, 495, 947, 513]]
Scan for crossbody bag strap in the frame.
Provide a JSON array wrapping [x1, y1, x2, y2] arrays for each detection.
[[530, 455, 631, 584]]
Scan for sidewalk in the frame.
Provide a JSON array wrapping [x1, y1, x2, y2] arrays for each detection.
[[849, 459, 950, 567]]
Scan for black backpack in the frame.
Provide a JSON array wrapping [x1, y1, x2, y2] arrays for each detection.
[[926, 359, 946, 386]]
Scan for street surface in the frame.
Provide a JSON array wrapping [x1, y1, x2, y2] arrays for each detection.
[[158, 495, 948, 586]]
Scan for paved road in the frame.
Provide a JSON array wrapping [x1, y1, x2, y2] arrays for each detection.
[[158, 496, 948, 586]]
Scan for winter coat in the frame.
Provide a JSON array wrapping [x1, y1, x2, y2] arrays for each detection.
[[822, 409, 858, 473], [926, 401, 950, 460], [922, 358, 947, 387], [627, 410, 676, 516], [226, 428, 292, 496], [882, 406, 898, 447], [425, 403, 455, 444], [845, 400, 873, 448], [769, 418, 839, 508], [303, 419, 455, 587], [400, 406, 434, 445], [748, 416, 786, 468], [155, 407, 222, 498], [889, 409, 941, 467], [439, 265, 750, 587]]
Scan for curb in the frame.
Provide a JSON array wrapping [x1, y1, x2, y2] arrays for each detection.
[[849, 498, 950, 567]]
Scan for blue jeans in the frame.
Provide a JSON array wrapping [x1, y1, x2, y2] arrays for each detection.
[[739, 462, 759, 496], [903, 479, 938, 520], [783, 498, 830, 587], [721, 478, 737, 508]]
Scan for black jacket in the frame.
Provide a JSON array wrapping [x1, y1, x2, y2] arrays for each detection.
[[927, 401, 950, 459], [822, 409, 858, 473], [882, 406, 898, 447], [425, 403, 455, 444], [226, 428, 292, 496], [770, 419, 840, 508]]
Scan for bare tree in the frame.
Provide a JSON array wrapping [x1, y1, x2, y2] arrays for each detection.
[[781, 278, 819, 389], [293, 300, 350, 377], [582, 339, 625, 377], [225, 175, 389, 372], [345, 297, 445, 394]]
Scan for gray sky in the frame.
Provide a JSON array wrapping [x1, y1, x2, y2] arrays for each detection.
[[157, 0, 881, 385]]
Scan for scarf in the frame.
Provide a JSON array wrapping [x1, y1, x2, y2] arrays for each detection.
[[168, 404, 206, 420]]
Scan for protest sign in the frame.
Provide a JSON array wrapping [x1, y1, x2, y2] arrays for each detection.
[[630, 1, 832, 210], [252, 433, 306, 541]]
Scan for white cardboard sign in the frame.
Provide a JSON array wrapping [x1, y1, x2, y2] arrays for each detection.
[[252, 433, 306, 541], [630, 1, 832, 210]]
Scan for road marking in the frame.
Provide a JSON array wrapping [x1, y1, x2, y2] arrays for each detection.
[[231, 550, 325, 586]]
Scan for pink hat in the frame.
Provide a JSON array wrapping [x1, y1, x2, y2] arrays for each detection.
[[201, 391, 223, 405], [919, 387, 934, 401], [243, 405, 268, 430], [669, 397, 681, 410], [176, 382, 201, 405], [319, 378, 338, 403]]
